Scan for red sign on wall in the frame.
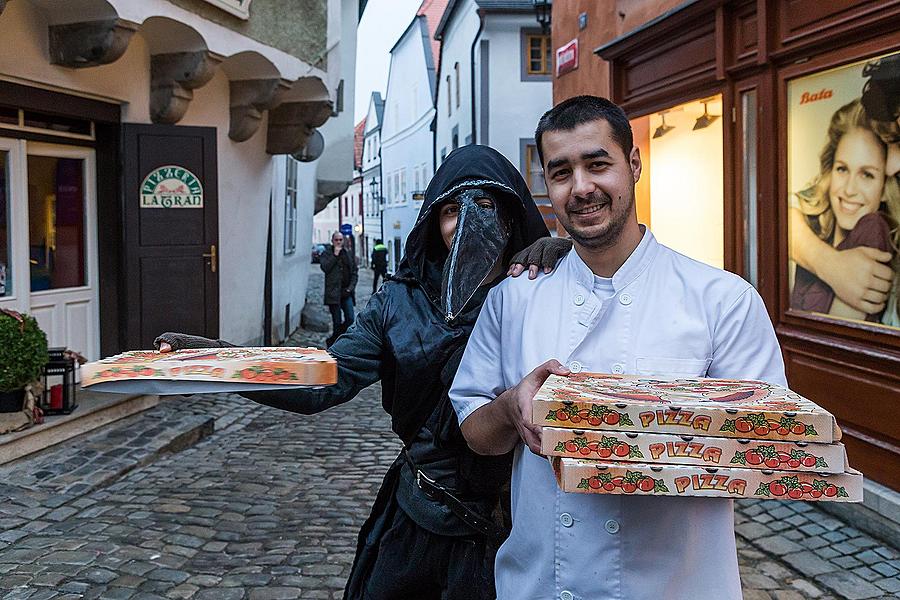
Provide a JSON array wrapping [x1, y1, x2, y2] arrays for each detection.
[[556, 39, 579, 76]]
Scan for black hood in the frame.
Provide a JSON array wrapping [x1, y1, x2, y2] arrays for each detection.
[[395, 144, 549, 296]]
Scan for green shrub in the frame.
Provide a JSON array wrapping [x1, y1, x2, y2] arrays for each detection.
[[0, 312, 48, 392]]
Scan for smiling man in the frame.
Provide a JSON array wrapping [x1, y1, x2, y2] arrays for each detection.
[[449, 96, 788, 600]]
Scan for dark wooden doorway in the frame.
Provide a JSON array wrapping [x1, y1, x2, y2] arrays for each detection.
[[122, 124, 219, 349]]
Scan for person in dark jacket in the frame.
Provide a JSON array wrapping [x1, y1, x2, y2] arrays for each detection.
[[370, 238, 388, 293], [320, 231, 358, 344], [155, 145, 571, 600]]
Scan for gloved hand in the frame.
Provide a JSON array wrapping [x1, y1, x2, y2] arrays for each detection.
[[507, 236, 573, 279], [153, 332, 237, 353]]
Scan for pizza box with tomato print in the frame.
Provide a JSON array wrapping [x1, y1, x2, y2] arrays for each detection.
[[82, 347, 337, 394], [552, 457, 862, 502], [533, 373, 841, 443], [541, 427, 846, 473]]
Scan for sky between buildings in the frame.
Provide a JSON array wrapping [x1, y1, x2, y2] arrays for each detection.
[[354, 0, 423, 122]]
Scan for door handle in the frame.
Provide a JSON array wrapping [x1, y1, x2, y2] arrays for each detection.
[[202, 244, 217, 273]]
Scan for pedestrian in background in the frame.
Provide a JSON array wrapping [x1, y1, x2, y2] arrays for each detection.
[[371, 238, 388, 293], [320, 231, 358, 346]]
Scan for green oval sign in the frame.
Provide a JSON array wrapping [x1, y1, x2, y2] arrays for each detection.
[[140, 165, 204, 209]]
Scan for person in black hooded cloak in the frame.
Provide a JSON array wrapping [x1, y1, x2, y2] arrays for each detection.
[[155, 145, 571, 599]]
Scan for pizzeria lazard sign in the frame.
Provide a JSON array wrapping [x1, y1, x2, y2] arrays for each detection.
[[140, 165, 204, 209], [201, 0, 251, 19]]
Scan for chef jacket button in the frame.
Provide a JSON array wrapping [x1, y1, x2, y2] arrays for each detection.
[[560, 513, 574, 527], [611, 363, 624, 374], [605, 519, 620, 534], [569, 361, 583, 373], [560, 591, 574, 600], [573, 293, 585, 306], [619, 293, 632, 305]]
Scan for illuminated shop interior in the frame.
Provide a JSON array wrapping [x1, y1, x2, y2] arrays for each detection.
[[630, 95, 724, 268]]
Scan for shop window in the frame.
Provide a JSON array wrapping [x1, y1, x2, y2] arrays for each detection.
[[284, 158, 298, 255], [0, 106, 17, 127], [786, 50, 900, 331], [0, 151, 9, 297], [28, 156, 85, 291], [741, 90, 759, 288], [524, 32, 551, 77], [630, 96, 725, 269], [523, 142, 547, 197], [23, 111, 91, 136]]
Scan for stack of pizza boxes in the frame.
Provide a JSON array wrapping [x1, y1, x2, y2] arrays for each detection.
[[535, 373, 862, 502]]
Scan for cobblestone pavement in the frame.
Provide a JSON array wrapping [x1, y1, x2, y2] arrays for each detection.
[[0, 268, 897, 599]]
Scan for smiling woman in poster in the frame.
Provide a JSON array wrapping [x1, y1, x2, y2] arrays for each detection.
[[788, 52, 900, 329]]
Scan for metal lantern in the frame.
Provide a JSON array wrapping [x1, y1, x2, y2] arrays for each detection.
[[533, 0, 552, 34], [42, 347, 78, 415]]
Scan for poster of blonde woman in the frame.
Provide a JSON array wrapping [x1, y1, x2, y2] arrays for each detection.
[[788, 51, 900, 330]]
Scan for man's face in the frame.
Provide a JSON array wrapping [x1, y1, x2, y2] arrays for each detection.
[[332, 234, 344, 248], [437, 193, 498, 250], [541, 119, 641, 249]]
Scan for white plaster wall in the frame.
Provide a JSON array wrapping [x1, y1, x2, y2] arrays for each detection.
[[483, 14, 553, 167], [435, 0, 480, 159], [0, 0, 355, 347]]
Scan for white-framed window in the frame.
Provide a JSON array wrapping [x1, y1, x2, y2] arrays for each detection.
[[284, 157, 298, 254], [400, 168, 407, 202]]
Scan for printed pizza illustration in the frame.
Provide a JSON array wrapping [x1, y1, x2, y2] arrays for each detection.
[[577, 470, 668, 494], [731, 445, 827, 469], [544, 403, 633, 426], [556, 373, 774, 405], [83, 347, 336, 387], [720, 413, 817, 437], [554, 436, 643, 459], [754, 475, 848, 499]]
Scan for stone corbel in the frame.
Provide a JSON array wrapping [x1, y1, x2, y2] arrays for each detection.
[[49, 19, 137, 68], [315, 180, 350, 214], [265, 100, 333, 155], [229, 78, 281, 142], [150, 51, 216, 125]]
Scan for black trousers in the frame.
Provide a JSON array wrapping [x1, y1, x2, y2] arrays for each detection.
[[344, 462, 497, 600], [372, 268, 387, 294]]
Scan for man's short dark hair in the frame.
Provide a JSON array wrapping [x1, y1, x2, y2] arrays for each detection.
[[375, 238, 383, 244], [535, 95, 634, 166]]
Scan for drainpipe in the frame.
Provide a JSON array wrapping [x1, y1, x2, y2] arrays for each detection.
[[470, 9, 486, 144]]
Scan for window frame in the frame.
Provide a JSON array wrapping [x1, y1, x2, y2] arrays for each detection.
[[521, 30, 552, 81], [283, 157, 299, 255]]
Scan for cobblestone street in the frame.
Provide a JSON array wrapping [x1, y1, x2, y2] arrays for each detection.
[[0, 268, 896, 599]]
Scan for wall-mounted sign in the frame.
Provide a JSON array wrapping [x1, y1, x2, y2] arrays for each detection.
[[201, 0, 252, 20], [412, 192, 425, 201], [140, 165, 204, 209], [556, 39, 579, 77]]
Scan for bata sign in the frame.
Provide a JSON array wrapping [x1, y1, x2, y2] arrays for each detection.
[[140, 165, 204, 209], [556, 39, 578, 76]]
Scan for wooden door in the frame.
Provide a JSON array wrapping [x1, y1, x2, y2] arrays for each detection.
[[122, 124, 218, 349]]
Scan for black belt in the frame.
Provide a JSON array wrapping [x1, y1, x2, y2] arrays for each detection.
[[403, 450, 508, 545]]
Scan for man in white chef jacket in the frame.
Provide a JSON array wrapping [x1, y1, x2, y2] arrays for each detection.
[[449, 95, 787, 600]]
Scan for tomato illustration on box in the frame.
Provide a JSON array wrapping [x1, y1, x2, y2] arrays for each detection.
[[541, 428, 846, 473], [534, 373, 840, 442], [553, 457, 862, 502], [83, 347, 337, 388]]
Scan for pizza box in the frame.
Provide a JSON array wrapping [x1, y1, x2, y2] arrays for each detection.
[[534, 373, 840, 443], [552, 457, 862, 502], [82, 348, 337, 394], [541, 427, 846, 473]]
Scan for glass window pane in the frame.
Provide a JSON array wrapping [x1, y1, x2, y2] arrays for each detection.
[[23, 111, 91, 136], [0, 151, 10, 297], [28, 156, 86, 290], [0, 107, 17, 126]]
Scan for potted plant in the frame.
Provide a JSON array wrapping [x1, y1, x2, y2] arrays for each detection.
[[0, 309, 48, 413]]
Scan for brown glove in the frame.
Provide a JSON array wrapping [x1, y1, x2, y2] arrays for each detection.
[[153, 332, 237, 353], [507, 236, 573, 279]]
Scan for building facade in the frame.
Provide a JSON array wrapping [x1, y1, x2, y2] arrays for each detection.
[[360, 91, 385, 268], [379, 0, 446, 273], [550, 0, 900, 505], [434, 0, 554, 230], [0, 0, 359, 354]]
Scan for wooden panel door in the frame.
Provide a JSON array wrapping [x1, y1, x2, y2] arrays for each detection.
[[122, 124, 218, 350]]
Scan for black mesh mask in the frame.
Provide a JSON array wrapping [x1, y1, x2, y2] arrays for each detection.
[[440, 187, 510, 321]]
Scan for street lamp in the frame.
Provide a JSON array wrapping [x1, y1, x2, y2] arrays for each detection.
[[369, 176, 383, 245], [533, 0, 551, 35]]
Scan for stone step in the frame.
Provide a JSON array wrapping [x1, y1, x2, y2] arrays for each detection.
[[0, 390, 161, 466]]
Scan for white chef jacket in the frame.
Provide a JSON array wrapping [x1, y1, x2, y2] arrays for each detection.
[[450, 228, 787, 600]]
